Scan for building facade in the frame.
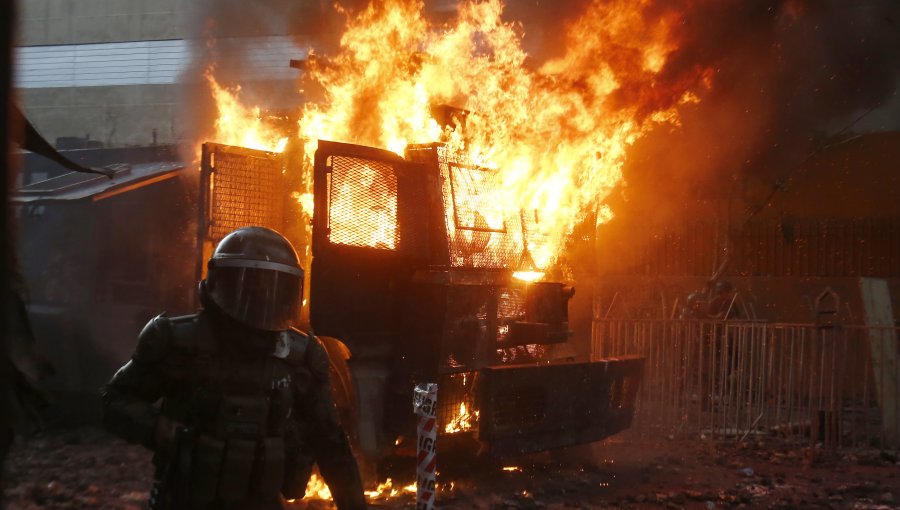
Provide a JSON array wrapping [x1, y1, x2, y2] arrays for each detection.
[[14, 0, 311, 148]]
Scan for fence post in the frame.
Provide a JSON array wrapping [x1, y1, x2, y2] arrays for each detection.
[[859, 278, 900, 447], [814, 289, 841, 447]]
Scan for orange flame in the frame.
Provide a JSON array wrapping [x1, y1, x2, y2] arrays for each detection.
[[444, 402, 479, 434], [207, 70, 288, 153], [290, 191, 315, 218], [303, 473, 333, 500], [297, 0, 711, 269], [298, 474, 417, 504], [512, 271, 544, 283], [364, 478, 417, 499]]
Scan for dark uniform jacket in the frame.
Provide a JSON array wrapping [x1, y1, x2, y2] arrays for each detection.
[[101, 309, 366, 510]]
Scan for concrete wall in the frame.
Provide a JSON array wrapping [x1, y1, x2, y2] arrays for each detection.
[[12, 0, 461, 150], [14, 0, 314, 149], [19, 83, 182, 147], [16, 0, 187, 147], [19, 0, 186, 46]]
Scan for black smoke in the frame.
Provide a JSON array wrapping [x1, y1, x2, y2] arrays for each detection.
[[509, 0, 900, 226]]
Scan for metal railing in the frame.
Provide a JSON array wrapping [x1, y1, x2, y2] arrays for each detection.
[[593, 319, 900, 450]]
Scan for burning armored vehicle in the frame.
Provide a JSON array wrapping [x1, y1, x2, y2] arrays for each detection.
[[17, 0, 664, 466], [197, 138, 643, 461]]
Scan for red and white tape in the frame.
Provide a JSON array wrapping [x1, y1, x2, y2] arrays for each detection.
[[413, 382, 438, 510]]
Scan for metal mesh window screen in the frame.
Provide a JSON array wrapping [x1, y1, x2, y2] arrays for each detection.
[[437, 146, 525, 268], [496, 344, 549, 364], [438, 371, 479, 435], [497, 288, 526, 344], [449, 163, 506, 233], [207, 146, 285, 244], [328, 155, 399, 250], [490, 386, 547, 431], [497, 288, 526, 319]]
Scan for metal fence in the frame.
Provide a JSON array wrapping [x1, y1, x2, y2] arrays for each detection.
[[622, 217, 900, 278], [592, 319, 900, 450]]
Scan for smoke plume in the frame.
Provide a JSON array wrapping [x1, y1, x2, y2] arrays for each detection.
[[598, 0, 900, 230]]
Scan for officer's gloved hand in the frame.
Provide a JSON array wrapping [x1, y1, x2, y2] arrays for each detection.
[[154, 416, 185, 451]]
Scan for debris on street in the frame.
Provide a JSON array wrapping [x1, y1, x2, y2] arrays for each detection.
[[4, 429, 898, 509]]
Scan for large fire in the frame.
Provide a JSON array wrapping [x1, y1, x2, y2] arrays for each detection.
[[206, 71, 288, 153], [295, 0, 710, 268], [208, 0, 711, 266]]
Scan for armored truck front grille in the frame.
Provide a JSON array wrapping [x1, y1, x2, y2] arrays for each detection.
[[489, 386, 547, 431]]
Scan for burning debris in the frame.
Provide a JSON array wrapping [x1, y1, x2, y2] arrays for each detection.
[[296, 474, 417, 505], [362, 479, 417, 500], [444, 402, 479, 434], [302, 474, 332, 501]]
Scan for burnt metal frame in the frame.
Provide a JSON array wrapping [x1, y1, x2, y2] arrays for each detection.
[[477, 356, 644, 456], [310, 139, 645, 456]]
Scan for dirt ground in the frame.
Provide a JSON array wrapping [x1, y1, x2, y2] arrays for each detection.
[[2, 428, 899, 509]]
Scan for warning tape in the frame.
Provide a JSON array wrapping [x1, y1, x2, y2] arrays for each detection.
[[413, 382, 438, 510]]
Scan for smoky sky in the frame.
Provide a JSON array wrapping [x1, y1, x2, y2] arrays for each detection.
[[663, 0, 900, 161], [661, 0, 898, 206]]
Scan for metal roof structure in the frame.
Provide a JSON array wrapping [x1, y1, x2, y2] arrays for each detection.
[[13, 161, 184, 202]]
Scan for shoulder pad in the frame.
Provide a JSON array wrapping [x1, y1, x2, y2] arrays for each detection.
[[166, 313, 200, 324], [133, 313, 172, 364], [273, 328, 310, 365], [317, 336, 351, 362], [305, 335, 331, 382], [166, 313, 203, 351]]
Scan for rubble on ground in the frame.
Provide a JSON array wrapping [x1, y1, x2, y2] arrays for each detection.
[[2, 429, 898, 509]]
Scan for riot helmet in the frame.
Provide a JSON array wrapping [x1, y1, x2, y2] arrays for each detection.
[[203, 226, 303, 331]]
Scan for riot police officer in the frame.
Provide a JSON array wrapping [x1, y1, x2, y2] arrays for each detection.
[[102, 226, 367, 510]]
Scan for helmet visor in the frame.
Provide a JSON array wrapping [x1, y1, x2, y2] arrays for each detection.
[[208, 266, 302, 331]]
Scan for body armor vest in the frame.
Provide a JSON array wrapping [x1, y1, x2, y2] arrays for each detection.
[[154, 312, 309, 509]]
